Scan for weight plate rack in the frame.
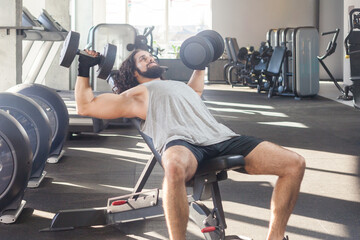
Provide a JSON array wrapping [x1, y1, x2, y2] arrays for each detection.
[[0, 92, 52, 187], [0, 110, 32, 223], [8, 84, 69, 163]]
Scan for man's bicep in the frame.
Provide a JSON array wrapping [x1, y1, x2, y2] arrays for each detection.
[[88, 93, 135, 119]]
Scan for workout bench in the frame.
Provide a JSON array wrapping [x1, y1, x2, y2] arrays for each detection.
[[44, 118, 251, 240]]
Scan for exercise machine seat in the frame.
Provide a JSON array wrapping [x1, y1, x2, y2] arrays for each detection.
[[265, 46, 286, 76]]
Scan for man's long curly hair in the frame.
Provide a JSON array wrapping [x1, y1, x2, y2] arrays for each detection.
[[110, 49, 142, 94]]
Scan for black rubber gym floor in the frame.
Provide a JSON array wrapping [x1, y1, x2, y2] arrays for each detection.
[[1, 85, 359, 240]]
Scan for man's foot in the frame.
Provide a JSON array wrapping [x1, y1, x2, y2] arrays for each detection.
[[283, 236, 289, 240]]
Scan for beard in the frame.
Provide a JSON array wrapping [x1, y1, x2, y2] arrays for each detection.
[[136, 63, 164, 79]]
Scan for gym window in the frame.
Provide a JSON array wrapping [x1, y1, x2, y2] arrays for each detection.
[[105, 0, 212, 58]]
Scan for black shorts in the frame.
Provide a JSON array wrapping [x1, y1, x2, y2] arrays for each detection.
[[164, 136, 263, 164]]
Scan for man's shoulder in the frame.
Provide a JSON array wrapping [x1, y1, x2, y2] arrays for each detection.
[[121, 84, 147, 97], [141, 80, 188, 91]]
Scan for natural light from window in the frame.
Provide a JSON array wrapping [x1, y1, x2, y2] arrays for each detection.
[[105, 0, 211, 58]]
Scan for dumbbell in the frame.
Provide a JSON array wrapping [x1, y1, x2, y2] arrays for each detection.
[[180, 30, 225, 70], [59, 31, 117, 79]]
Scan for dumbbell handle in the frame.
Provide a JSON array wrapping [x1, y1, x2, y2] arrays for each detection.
[[76, 49, 101, 66], [77, 49, 98, 59]]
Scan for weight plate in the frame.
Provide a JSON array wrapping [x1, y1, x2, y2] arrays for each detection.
[[0, 132, 15, 197], [238, 47, 248, 61], [180, 36, 214, 70], [97, 43, 117, 79], [8, 84, 69, 157], [197, 30, 225, 61], [0, 93, 51, 179], [59, 31, 80, 68], [0, 111, 32, 212]]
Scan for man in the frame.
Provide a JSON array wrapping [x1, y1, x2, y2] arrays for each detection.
[[75, 49, 305, 240]]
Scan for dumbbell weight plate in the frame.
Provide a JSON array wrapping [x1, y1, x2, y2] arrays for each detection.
[[196, 30, 225, 61], [8, 84, 69, 157], [180, 36, 214, 70], [0, 93, 52, 179], [59, 31, 80, 68], [0, 111, 32, 211], [96, 43, 117, 80]]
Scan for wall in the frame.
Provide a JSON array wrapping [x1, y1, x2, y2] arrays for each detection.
[[212, 0, 318, 49], [0, 0, 22, 91]]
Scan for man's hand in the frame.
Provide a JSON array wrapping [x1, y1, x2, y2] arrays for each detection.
[[78, 50, 100, 78]]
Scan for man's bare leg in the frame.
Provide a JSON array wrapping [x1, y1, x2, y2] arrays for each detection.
[[244, 141, 306, 240], [162, 146, 198, 240]]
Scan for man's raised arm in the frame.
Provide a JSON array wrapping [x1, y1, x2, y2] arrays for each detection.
[[187, 69, 205, 96], [74, 51, 144, 120]]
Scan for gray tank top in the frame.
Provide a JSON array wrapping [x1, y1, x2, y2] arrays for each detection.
[[140, 80, 239, 153]]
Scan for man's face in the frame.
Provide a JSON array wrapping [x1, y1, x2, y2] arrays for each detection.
[[134, 50, 164, 79]]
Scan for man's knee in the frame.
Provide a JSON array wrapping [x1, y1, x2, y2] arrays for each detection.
[[162, 145, 198, 183], [286, 153, 306, 179], [162, 156, 187, 183]]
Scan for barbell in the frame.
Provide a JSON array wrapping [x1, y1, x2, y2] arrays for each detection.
[[180, 30, 225, 70], [59, 31, 117, 79]]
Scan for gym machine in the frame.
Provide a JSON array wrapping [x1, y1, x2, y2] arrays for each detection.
[[260, 45, 287, 98], [318, 29, 353, 100], [225, 38, 248, 87], [260, 27, 295, 98], [127, 26, 159, 58], [344, 8, 360, 109], [290, 27, 319, 98], [317, 9, 360, 109], [86, 23, 137, 91], [44, 118, 251, 240], [223, 37, 234, 83], [260, 27, 319, 99], [224, 37, 270, 89]]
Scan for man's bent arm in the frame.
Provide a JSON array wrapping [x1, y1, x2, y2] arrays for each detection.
[[75, 76, 143, 119], [75, 76, 97, 115], [187, 70, 205, 96]]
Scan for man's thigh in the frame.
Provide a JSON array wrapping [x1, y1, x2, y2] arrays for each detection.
[[244, 141, 301, 176], [162, 145, 198, 181]]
